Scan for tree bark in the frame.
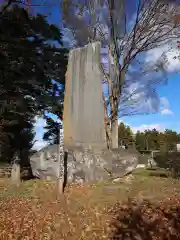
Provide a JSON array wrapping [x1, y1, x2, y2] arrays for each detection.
[[103, 94, 112, 149], [111, 115, 119, 149]]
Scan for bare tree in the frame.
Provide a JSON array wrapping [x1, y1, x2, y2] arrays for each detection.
[[62, 0, 180, 149]]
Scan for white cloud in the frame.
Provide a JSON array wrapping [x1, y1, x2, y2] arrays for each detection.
[[145, 43, 180, 72], [160, 97, 174, 116], [131, 124, 165, 133], [161, 108, 174, 116], [118, 119, 165, 133]]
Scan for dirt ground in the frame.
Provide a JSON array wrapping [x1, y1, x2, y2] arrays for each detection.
[[0, 175, 180, 240]]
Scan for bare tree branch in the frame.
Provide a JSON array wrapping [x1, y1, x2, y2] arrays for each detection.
[[62, 0, 180, 147]]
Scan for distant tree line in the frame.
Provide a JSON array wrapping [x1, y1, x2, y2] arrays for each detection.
[[43, 121, 180, 153], [118, 122, 180, 152]]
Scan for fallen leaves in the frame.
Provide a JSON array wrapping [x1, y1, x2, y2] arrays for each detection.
[[0, 181, 110, 240], [1, 177, 180, 239], [109, 197, 180, 240]]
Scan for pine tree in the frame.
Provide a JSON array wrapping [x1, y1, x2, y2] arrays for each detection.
[[118, 122, 134, 148], [135, 131, 146, 151], [125, 126, 134, 148], [118, 122, 126, 147], [43, 117, 61, 145], [0, 5, 68, 164]]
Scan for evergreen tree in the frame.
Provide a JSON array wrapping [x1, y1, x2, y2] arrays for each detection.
[[43, 117, 61, 145], [149, 129, 160, 150], [135, 128, 180, 152], [159, 132, 167, 152], [118, 122, 134, 148], [125, 126, 134, 148], [135, 131, 145, 151], [164, 129, 178, 151], [118, 122, 126, 147], [0, 5, 68, 163]]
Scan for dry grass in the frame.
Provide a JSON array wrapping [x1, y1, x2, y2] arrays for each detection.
[[0, 176, 180, 239]]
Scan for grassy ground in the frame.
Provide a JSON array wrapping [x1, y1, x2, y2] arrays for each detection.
[[1, 175, 180, 240]]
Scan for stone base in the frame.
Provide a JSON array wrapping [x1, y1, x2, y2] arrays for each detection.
[[30, 145, 138, 184]]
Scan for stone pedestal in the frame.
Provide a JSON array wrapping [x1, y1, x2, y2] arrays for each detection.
[[30, 144, 138, 183]]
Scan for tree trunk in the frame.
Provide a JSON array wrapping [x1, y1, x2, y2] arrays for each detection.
[[105, 122, 112, 149], [103, 94, 112, 149], [111, 115, 119, 149]]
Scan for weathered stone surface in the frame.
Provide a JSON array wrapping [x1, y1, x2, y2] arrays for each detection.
[[11, 163, 20, 186], [63, 42, 106, 148], [147, 157, 157, 168], [30, 42, 138, 183], [30, 145, 59, 180], [30, 145, 138, 183]]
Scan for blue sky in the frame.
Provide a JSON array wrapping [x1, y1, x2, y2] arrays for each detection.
[[23, 0, 180, 149], [123, 74, 180, 133]]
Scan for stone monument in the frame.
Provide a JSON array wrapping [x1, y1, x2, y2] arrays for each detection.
[[11, 153, 21, 186], [63, 42, 106, 148], [30, 42, 138, 183]]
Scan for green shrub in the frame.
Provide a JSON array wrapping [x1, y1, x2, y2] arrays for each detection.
[[167, 152, 180, 178], [154, 152, 180, 178], [138, 150, 152, 155], [133, 169, 150, 176], [148, 171, 168, 178], [154, 152, 169, 169], [138, 154, 149, 164], [145, 167, 157, 171], [133, 168, 168, 178]]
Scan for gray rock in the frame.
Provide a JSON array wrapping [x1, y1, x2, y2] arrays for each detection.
[[30, 145, 138, 183], [147, 158, 157, 168]]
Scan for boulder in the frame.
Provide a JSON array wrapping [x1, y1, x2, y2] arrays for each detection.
[[30, 145, 138, 183]]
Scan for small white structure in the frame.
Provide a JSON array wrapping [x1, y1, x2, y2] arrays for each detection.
[[176, 143, 180, 152], [136, 164, 146, 169]]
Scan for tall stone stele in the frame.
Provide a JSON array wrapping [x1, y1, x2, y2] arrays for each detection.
[[63, 42, 106, 149], [30, 42, 138, 183], [62, 41, 138, 183]]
